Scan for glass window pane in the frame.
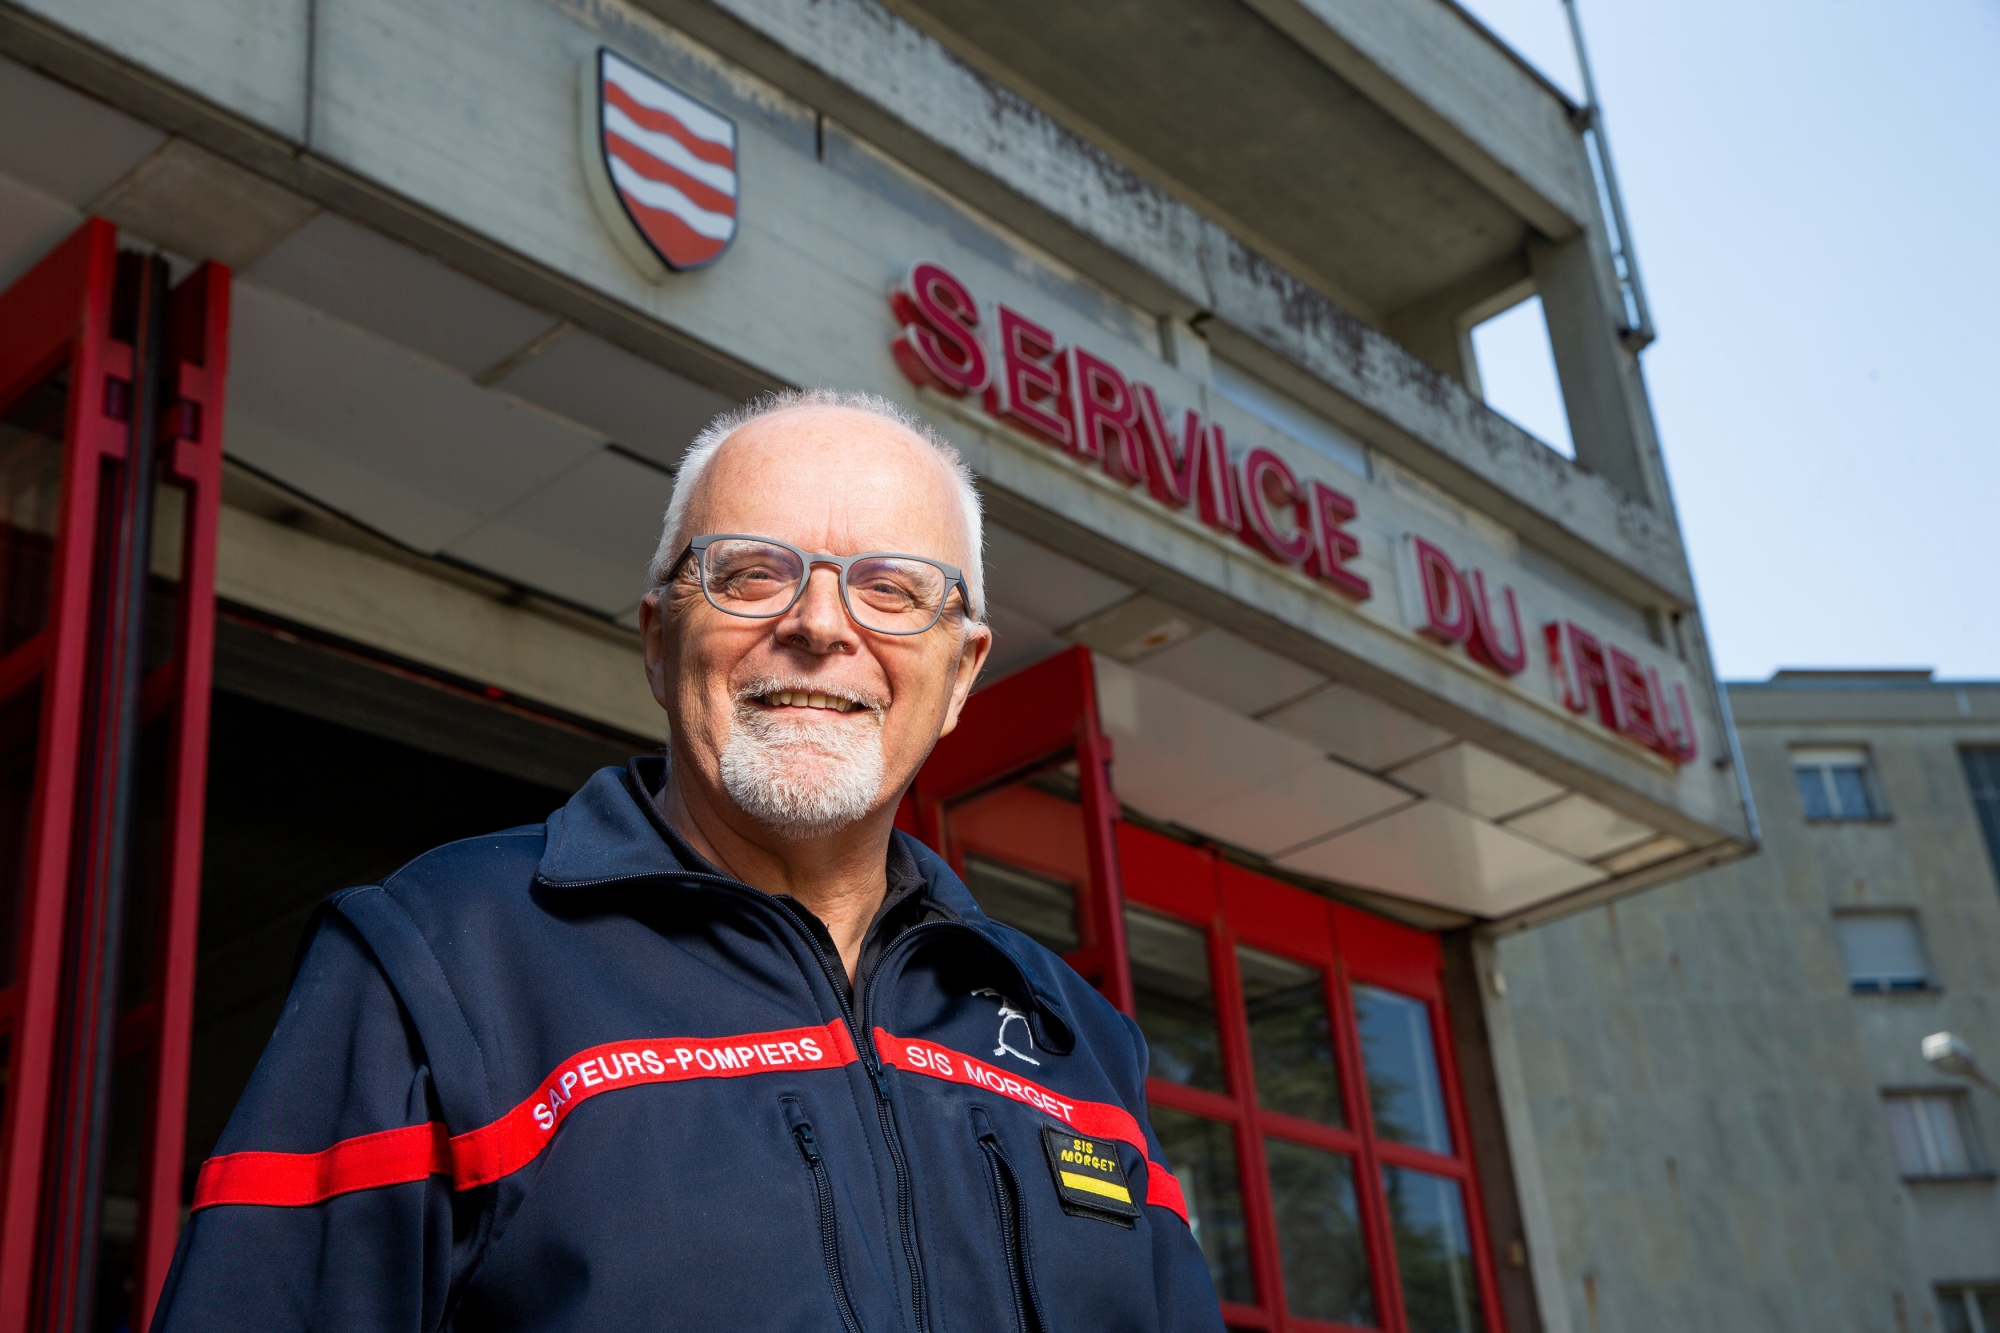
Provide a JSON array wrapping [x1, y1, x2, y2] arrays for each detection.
[[964, 854, 1079, 955], [1126, 906, 1225, 1092], [1975, 1290, 2000, 1333], [1834, 913, 1929, 992], [0, 685, 40, 991], [1149, 1107, 1254, 1305], [1831, 765, 1876, 819], [1794, 766, 1833, 820], [1237, 945, 1343, 1125], [1885, 1097, 1927, 1174], [1886, 1093, 1976, 1176], [1923, 1096, 1976, 1173], [1353, 984, 1453, 1155], [0, 365, 66, 657], [945, 774, 1085, 955], [1263, 1138, 1375, 1327], [1965, 749, 2000, 895], [1383, 1167, 1487, 1333], [1936, 1289, 1974, 1333]]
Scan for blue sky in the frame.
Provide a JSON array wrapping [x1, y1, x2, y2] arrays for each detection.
[[1454, 0, 2000, 682]]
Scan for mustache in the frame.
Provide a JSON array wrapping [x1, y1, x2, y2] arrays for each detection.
[[731, 675, 889, 716]]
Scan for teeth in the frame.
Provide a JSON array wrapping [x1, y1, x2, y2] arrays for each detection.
[[764, 690, 856, 712]]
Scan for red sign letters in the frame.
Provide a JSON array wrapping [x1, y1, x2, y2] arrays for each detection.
[[888, 261, 1698, 766], [889, 261, 1371, 602]]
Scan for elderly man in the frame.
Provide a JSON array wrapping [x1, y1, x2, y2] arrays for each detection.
[[155, 391, 1223, 1333]]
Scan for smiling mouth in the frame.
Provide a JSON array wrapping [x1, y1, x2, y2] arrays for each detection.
[[755, 689, 866, 713]]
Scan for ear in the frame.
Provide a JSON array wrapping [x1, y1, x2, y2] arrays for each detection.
[[936, 621, 993, 738], [639, 590, 674, 710]]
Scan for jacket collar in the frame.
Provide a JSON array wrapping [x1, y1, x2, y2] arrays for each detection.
[[535, 763, 696, 889], [535, 761, 1075, 1049]]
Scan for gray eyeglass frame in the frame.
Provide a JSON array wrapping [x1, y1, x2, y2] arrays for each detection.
[[667, 532, 978, 634]]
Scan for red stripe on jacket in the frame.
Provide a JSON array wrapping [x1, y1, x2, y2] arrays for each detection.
[[874, 1030, 1190, 1223], [193, 1020, 856, 1209], [190, 1021, 1186, 1226]]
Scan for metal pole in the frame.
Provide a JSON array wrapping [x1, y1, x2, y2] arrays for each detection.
[[1561, 0, 1657, 350]]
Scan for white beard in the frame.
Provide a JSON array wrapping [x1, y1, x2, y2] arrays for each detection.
[[717, 685, 887, 840]]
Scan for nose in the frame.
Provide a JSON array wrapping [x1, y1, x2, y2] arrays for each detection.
[[774, 563, 857, 655]]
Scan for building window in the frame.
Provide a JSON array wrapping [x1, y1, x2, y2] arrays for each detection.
[[1938, 1285, 2000, 1333], [1964, 748, 2000, 888], [1884, 1091, 1985, 1178], [1791, 745, 1886, 821], [1833, 911, 1933, 993]]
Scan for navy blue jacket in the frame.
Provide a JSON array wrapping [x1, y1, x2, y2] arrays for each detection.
[[154, 762, 1224, 1332]]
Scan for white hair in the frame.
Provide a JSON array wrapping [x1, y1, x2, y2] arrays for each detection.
[[647, 388, 985, 620]]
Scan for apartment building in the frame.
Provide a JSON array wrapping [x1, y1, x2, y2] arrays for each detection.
[[1499, 672, 2000, 1332]]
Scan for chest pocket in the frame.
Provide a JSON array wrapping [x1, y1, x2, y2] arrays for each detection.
[[897, 1071, 1164, 1333]]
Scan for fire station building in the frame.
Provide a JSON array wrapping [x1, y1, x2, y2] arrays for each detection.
[[0, 0, 1754, 1329]]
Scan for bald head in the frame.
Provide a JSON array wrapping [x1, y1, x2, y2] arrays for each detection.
[[649, 390, 984, 619]]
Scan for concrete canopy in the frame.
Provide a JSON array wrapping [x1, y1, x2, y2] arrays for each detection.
[[887, 0, 1550, 322]]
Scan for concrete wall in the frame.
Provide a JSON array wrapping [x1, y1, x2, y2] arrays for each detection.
[[0, 0, 1751, 855], [1497, 678, 2000, 1331]]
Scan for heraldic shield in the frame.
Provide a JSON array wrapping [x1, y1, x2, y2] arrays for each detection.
[[582, 49, 738, 276]]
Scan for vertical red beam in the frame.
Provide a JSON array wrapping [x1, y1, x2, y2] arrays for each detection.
[[1071, 654, 1132, 1016], [0, 218, 124, 1333], [133, 261, 231, 1331]]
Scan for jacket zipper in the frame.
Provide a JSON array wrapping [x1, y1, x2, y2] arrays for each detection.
[[596, 869, 937, 1333], [589, 866, 1036, 1333], [783, 903, 942, 1333], [786, 1103, 868, 1333], [970, 1109, 1046, 1333]]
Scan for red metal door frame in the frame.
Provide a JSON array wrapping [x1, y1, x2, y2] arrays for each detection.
[[133, 256, 231, 1332], [0, 218, 230, 1333], [1332, 901, 1507, 1333], [907, 639, 1510, 1332], [1124, 831, 1509, 1333], [907, 645, 1131, 1013], [0, 218, 131, 1330]]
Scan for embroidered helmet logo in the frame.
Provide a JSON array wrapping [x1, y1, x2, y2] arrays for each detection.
[[972, 988, 1040, 1066]]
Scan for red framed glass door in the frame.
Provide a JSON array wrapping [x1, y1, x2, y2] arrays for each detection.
[[1125, 842, 1503, 1333], [0, 218, 230, 1333], [913, 649, 1505, 1333]]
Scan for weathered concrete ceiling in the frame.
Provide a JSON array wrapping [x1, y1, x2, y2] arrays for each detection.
[[887, 0, 1532, 321]]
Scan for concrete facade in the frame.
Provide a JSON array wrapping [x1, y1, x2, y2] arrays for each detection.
[[0, 1, 1762, 1327], [0, 0, 1752, 915], [1497, 674, 2000, 1332]]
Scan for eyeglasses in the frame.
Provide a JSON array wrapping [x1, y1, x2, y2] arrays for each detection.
[[668, 534, 978, 635]]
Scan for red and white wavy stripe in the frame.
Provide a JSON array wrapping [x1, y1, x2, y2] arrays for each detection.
[[601, 53, 737, 264]]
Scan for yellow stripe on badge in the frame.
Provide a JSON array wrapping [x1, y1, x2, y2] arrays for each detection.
[[1059, 1170, 1132, 1204]]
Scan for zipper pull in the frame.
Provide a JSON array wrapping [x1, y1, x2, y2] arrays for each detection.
[[792, 1122, 823, 1166], [969, 1105, 998, 1145]]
